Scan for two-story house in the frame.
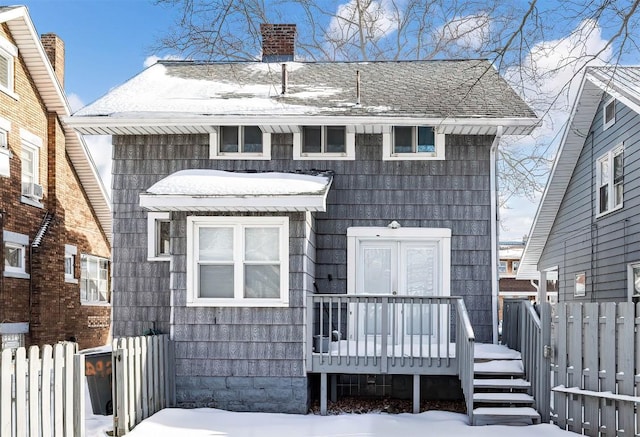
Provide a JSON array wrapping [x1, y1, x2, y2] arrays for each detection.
[[0, 6, 111, 349], [68, 24, 537, 414], [518, 67, 640, 303]]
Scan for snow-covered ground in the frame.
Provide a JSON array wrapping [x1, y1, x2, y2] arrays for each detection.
[[99, 407, 573, 437]]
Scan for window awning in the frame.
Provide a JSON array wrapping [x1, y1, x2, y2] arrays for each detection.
[[139, 169, 333, 212]]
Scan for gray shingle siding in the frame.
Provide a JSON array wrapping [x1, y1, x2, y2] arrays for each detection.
[[111, 129, 494, 410], [539, 96, 640, 301]]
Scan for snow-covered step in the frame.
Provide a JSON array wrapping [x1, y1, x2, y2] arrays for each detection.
[[473, 407, 541, 426], [474, 359, 524, 376], [473, 392, 534, 405], [473, 378, 531, 390], [474, 344, 522, 361]]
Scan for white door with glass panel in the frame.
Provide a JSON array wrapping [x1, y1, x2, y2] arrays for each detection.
[[347, 228, 451, 346]]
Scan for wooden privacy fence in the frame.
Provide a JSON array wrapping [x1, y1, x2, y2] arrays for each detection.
[[552, 302, 640, 436], [112, 334, 175, 436], [0, 342, 84, 437]]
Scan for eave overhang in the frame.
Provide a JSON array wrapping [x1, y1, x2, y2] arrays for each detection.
[[65, 115, 539, 137]]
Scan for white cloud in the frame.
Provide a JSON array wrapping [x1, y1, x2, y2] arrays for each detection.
[[436, 13, 492, 51], [144, 54, 184, 68], [67, 92, 85, 113], [327, 0, 399, 44], [84, 135, 113, 194], [501, 19, 612, 238]]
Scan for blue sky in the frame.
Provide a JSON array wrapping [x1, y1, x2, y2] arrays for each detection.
[[22, 0, 177, 105]]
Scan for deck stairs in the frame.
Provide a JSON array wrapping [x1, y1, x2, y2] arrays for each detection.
[[471, 344, 541, 426]]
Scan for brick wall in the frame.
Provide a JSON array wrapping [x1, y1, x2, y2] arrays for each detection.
[[0, 23, 110, 349]]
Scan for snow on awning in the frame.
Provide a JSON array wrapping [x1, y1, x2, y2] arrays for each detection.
[[139, 169, 333, 212]]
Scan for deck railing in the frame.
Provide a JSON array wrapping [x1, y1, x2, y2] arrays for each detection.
[[454, 298, 475, 424], [306, 294, 473, 376], [502, 298, 551, 422]]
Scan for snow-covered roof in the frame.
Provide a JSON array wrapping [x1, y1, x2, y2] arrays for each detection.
[[518, 66, 640, 280], [139, 170, 333, 212], [0, 6, 111, 241], [68, 60, 538, 136]]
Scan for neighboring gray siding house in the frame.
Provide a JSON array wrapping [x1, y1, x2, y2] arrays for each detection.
[[68, 25, 537, 413], [519, 67, 640, 302]]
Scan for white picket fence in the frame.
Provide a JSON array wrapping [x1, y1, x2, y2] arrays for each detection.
[[0, 342, 85, 437], [552, 302, 640, 436], [112, 335, 175, 436]]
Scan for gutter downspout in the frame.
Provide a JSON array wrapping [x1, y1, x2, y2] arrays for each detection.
[[490, 126, 503, 344]]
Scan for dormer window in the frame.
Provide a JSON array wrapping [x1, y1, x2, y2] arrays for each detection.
[[209, 126, 271, 160], [293, 126, 355, 160], [603, 97, 616, 130], [382, 126, 445, 160], [0, 35, 17, 97]]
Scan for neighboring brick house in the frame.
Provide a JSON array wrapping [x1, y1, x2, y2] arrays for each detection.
[[68, 25, 537, 413], [0, 6, 111, 349]]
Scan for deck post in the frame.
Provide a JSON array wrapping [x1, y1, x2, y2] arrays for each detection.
[[413, 374, 420, 413], [381, 297, 389, 374], [330, 374, 337, 402], [320, 373, 327, 416]]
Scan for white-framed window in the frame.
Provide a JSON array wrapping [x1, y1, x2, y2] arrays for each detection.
[[3, 230, 29, 279], [498, 260, 507, 274], [147, 212, 170, 261], [4, 242, 25, 274], [0, 116, 10, 178], [596, 144, 623, 216], [209, 126, 271, 159], [187, 216, 289, 307], [64, 244, 78, 283], [574, 272, 586, 297], [0, 35, 17, 97], [20, 130, 43, 204], [80, 254, 109, 305], [512, 261, 519, 273], [382, 126, 445, 160], [603, 97, 616, 130], [293, 125, 355, 160], [628, 262, 640, 301]]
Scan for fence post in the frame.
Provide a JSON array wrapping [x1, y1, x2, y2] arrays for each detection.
[[114, 347, 130, 437], [539, 302, 551, 422], [74, 353, 86, 437]]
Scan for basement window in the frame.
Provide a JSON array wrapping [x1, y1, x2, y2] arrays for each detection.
[[209, 126, 271, 160], [293, 126, 355, 160]]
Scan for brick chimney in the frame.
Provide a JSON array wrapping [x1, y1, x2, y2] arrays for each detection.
[[40, 33, 64, 87], [260, 24, 296, 62]]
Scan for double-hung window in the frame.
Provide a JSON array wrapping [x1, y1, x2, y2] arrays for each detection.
[[187, 216, 289, 306], [80, 254, 109, 304], [383, 126, 445, 160], [0, 35, 17, 97], [596, 144, 623, 215], [20, 130, 43, 203], [209, 126, 271, 159], [293, 126, 355, 160]]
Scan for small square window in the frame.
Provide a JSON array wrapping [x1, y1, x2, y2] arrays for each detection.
[[147, 212, 170, 261], [575, 272, 586, 297], [603, 98, 616, 130], [498, 261, 507, 274], [4, 242, 25, 273]]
